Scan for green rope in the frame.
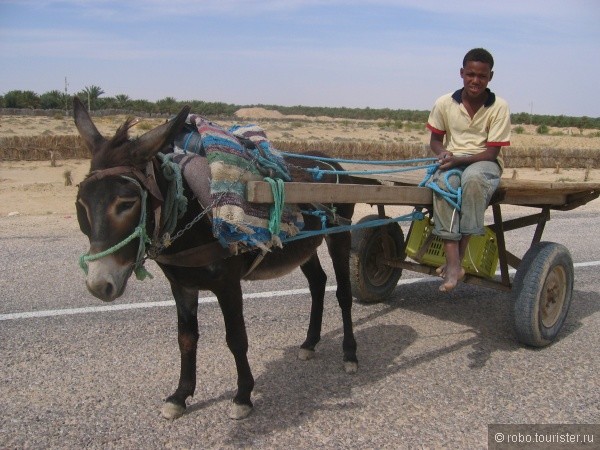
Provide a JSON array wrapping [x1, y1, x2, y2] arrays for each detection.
[[264, 177, 285, 236], [79, 177, 153, 281], [78, 156, 189, 283], [158, 152, 188, 236]]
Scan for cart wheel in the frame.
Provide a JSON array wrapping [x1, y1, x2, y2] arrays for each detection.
[[513, 242, 574, 347], [350, 214, 405, 303]]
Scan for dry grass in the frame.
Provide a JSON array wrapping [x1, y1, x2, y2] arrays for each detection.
[[1, 112, 599, 168], [0, 135, 85, 161], [1, 134, 597, 169]]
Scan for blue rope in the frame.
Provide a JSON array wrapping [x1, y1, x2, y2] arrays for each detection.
[[421, 168, 463, 211], [279, 150, 463, 212], [282, 210, 426, 243], [300, 208, 329, 229], [248, 147, 292, 181], [417, 164, 438, 187], [271, 151, 465, 240], [307, 163, 440, 180], [279, 152, 437, 166], [182, 132, 194, 153]]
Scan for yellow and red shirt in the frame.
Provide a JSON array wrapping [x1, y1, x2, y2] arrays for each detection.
[[426, 88, 511, 169]]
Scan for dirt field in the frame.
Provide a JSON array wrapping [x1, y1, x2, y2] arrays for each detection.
[[2, 107, 600, 149], [1, 108, 599, 218]]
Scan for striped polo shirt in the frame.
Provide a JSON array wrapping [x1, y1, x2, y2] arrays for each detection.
[[426, 88, 511, 169]]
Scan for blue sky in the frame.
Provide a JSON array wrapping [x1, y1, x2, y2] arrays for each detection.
[[1, 0, 599, 117]]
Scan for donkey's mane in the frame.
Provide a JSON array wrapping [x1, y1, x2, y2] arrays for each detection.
[[90, 118, 142, 171]]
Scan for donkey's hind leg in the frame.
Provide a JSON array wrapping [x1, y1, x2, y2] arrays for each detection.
[[298, 253, 327, 361], [326, 230, 358, 373]]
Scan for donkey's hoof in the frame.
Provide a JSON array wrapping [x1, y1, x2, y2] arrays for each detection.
[[344, 361, 358, 374], [298, 348, 315, 361], [229, 401, 253, 420], [161, 401, 186, 420]]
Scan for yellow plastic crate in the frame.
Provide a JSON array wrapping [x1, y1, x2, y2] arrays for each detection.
[[405, 218, 499, 278]]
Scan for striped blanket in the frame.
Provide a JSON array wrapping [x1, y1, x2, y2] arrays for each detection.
[[175, 115, 303, 253]]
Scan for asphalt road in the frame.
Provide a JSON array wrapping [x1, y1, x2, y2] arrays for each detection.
[[1, 206, 599, 449]]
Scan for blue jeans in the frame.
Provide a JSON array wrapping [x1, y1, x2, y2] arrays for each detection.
[[431, 161, 502, 241]]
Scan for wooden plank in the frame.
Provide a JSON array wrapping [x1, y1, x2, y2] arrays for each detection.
[[499, 179, 600, 194], [501, 192, 568, 206], [246, 181, 433, 205], [341, 163, 600, 193], [339, 162, 600, 207], [247, 180, 599, 208]]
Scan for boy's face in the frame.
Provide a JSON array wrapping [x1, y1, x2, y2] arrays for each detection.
[[460, 61, 493, 100]]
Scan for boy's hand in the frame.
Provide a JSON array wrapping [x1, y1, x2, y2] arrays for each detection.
[[437, 151, 454, 170]]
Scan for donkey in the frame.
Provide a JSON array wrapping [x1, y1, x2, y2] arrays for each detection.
[[73, 98, 359, 420]]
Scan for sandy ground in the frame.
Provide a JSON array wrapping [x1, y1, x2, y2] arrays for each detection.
[[1, 108, 599, 223]]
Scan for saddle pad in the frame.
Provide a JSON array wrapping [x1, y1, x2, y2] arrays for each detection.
[[174, 115, 303, 253], [169, 152, 212, 212]]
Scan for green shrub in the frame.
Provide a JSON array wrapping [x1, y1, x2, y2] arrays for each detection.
[[378, 120, 403, 130], [536, 124, 549, 135], [404, 121, 426, 132], [513, 125, 525, 134]]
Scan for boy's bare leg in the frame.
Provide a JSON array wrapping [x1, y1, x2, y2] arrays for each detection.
[[436, 235, 471, 278], [439, 239, 466, 292]]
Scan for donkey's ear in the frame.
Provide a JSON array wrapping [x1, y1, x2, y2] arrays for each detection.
[[73, 97, 106, 154], [131, 105, 191, 164]]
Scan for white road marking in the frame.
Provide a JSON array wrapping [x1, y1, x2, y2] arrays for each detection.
[[2, 261, 599, 321]]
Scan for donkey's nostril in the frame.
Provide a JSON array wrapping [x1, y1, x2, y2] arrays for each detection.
[[103, 282, 115, 299], [86, 278, 118, 302]]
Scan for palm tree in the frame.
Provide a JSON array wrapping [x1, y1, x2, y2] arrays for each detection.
[[79, 85, 105, 111], [114, 94, 131, 109], [156, 96, 179, 114]]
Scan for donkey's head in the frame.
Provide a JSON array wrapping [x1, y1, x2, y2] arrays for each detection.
[[74, 97, 189, 301]]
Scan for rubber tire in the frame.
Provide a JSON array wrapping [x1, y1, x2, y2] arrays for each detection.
[[350, 214, 405, 303], [513, 242, 574, 347]]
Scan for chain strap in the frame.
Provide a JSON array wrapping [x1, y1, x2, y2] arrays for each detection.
[[145, 150, 263, 261]]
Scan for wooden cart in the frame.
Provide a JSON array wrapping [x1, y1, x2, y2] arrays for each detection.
[[246, 167, 600, 347]]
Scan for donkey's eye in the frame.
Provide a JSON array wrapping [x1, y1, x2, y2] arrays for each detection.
[[115, 198, 138, 215]]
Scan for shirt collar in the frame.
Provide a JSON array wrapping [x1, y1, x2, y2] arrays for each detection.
[[452, 88, 496, 107]]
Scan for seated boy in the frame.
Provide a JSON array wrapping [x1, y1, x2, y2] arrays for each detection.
[[426, 48, 511, 292]]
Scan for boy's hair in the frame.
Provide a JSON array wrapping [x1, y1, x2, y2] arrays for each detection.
[[463, 48, 494, 69]]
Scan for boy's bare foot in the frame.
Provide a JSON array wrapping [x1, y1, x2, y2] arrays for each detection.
[[439, 267, 465, 292], [436, 264, 446, 277]]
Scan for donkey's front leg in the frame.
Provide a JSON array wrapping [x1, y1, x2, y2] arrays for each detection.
[[214, 281, 255, 419], [161, 283, 199, 420]]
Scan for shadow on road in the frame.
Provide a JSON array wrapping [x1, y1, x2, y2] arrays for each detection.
[[390, 280, 599, 361], [183, 278, 599, 445]]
